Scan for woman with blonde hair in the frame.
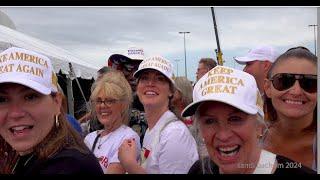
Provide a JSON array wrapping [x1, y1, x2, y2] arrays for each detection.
[[184, 65, 315, 174], [0, 47, 103, 174], [84, 70, 141, 174]]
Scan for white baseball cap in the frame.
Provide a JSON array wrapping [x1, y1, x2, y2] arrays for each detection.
[[181, 65, 264, 118], [234, 45, 278, 64], [0, 47, 58, 95], [108, 47, 144, 63], [133, 55, 175, 85]]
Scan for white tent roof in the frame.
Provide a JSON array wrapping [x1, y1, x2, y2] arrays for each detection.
[[0, 24, 98, 79]]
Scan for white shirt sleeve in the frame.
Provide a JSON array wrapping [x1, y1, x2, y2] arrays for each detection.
[[157, 122, 199, 174], [108, 131, 141, 164]]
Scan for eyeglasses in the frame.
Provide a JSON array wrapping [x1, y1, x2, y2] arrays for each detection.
[[269, 73, 317, 93], [93, 99, 121, 106]]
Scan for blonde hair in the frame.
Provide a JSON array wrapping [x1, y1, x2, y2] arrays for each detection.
[[90, 71, 133, 125]]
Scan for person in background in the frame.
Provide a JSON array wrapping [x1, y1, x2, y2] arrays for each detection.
[[195, 58, 217, 82], [234, 45, 277, 95], [183, 65, 315, 174], [84, 71, 140, 174], [79, 66, 115, 135], [108, 47, 147, 145], [263, 46, 317, 170], [57, 84, 83, 136], [171, 76, 208, 159], [171, 76, 193, 127], [0, 47, 103, 174], [118, 55, 198, 174]]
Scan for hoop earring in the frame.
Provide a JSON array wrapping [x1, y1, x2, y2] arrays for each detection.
[[55, 115, 60, 128]]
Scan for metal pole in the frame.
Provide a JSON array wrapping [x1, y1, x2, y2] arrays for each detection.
[[179, 32, 190, 78], [175, 59, 180, 76], [211, 7, 223, 66], [183, 34, 187, 78], [309, 24, 318, 54]]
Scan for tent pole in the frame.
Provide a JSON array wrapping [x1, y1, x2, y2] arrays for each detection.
[[66, 76, 74, 116]]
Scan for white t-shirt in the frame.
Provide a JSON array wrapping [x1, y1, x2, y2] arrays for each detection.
[[142, 110, 199, 174], [84, 125, 141, 173]]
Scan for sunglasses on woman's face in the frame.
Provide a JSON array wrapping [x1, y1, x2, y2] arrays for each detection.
[[270, 73, 317, 93]]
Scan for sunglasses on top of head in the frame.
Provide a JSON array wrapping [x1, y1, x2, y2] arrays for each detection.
[[269, 73, 317, 93]]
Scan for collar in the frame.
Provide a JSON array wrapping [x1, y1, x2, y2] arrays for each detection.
[[253, 149, 277, 174]]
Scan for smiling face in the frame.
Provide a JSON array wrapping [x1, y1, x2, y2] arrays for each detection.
[[94, 89, 124, 130], [136, 70, 173, 110], [265, 57, 317, 120], [196, 101, 262, 174], [0, 83, 61, 155]]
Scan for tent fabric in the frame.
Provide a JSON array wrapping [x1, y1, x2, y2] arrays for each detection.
[[0, 25, 98, 80]]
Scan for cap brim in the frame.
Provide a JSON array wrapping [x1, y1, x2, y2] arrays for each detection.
[[233, 56, 254, 64], [0, 77, 51, 95], [182, 98, 258, 117], [134, 68, 175, 85], [109, 54, 131, 63]]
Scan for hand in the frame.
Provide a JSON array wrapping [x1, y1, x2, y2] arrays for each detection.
[[118, 138, 138, 171]]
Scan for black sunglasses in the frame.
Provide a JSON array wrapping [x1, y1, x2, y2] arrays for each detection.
[[269, 73, 317, 93]]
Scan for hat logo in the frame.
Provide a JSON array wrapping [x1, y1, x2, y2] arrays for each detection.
[[0, 51, 49, 78], [128, 49, 144, 56], [199, 66, 244, 96], [141, 56, 171, 73]]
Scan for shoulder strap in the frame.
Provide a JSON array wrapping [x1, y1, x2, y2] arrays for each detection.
[[141, 117, 177, 168], [91, 133, 101, 152]]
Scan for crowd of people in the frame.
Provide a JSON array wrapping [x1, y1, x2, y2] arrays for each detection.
[[0, 44, 317, 174]]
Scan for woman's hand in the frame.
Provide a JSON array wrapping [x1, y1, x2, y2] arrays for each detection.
[[118, 139, 138, 170]]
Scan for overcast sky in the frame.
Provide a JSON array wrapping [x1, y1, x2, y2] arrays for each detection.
[[0, 7, 317, 81]]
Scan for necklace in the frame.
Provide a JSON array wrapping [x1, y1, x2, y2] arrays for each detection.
[[11, 153, 35, 174], [97, 131, 113, 149]]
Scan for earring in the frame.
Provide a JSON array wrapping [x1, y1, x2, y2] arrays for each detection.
[[257, 134, 263, 139], [55, 115, 60, 128]]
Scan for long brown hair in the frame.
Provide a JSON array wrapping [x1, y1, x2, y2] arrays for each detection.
[[0, 92, 89, 174]]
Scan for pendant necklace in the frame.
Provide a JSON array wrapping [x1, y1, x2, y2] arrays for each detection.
[[97, 131, 113, 149]]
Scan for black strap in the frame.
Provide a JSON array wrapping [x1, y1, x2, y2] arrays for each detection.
[[91, 133, 101, 152]]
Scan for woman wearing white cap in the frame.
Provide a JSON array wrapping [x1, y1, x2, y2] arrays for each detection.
[[183, 65, 315, 174], [0, 47, 103, 174], [263, 46, 317, 170], [118, 55, 198, 174]]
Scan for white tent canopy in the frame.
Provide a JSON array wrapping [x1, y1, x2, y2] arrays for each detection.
[[0, 24, 98, 79]]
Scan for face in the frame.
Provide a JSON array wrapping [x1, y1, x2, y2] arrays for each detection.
[[196, 101, 262, 174], [0, 83, 61, 155], [265, 58, 317, 120], [122, 62, 140, 92], [196, 63, 209, 81], [137, 70, 173, 110], [171, 89, 182, 108], [94, 89, 124, 129], [243, 60, 266, 92]]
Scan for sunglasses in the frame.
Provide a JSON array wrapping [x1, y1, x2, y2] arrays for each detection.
[[269, 73, 317, 93]]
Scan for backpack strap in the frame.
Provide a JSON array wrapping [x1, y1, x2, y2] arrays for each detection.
[[141, 116, 177, 168]]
